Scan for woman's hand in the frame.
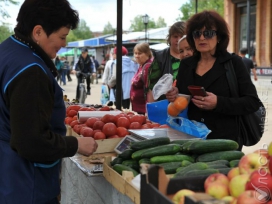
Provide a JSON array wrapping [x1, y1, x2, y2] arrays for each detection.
[[191, 91, 217, 110], [165, 87, 179, 102]]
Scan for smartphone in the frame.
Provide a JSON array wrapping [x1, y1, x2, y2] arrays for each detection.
[[188, 85, 207, 97]]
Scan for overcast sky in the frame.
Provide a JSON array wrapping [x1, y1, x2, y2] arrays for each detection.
[[1, 0, 189, 31]]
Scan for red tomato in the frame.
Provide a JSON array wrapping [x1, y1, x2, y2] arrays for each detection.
[[99, 106, 111, 111], [129, 122, 142, 129], [66, 105, 81, 114], [72, 115, 78, 121], [65, 117, 73, 125], [116, 117, 130, 128], [102, 122, 117, 137], [116, 127, 129, 137], [68, 109, 77, 117], [94, 132, 106, 140], [85, 117, 99, 128], [113, 114, 126, 124], [126, 111, 135, 116], [130, 115, 144, 125], [70, 120, 81, 128], [101, 114, 115, 124], [93, 121, 105, 130], [78, 107, 89, 111], [73, 124, 86, 134], [80, 127, 94, 137], [108, 135, 120, 139], [158, 124, 169, 128], [142, 124, 152, 129], [151, 123, 160, 128], [139, 115, 147, 124]]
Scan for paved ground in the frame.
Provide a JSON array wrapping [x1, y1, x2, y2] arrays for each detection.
[[62, 74, 272, 154]]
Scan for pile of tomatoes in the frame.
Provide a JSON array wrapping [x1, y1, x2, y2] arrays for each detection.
[[65, 105, 169, 140]]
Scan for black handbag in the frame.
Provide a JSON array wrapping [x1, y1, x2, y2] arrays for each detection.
[[224, 59, 266, 146]]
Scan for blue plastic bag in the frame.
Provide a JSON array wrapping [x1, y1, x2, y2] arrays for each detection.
[[100, 85, 109, 105], [166, 116, 211, 139], [146, 99, 188, 125]]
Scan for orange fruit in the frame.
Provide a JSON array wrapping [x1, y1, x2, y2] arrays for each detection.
[[167, 103, 180, 117], [173, 96, 188, 111]]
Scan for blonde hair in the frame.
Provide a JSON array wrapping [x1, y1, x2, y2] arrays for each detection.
[[133, 42, 153, 59]]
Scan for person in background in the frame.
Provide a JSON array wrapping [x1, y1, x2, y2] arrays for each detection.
[[166, 10, 260, 150], [130, 43, 153, 114], [0, 0, 98, 203], [146, 21, 186, 102], [102, 50, 116, 106], [108, 46, 138, 110], [74, 47, 93, 98], [55, 56, 63, 84], [60, 56, 69, 85], [178, 35, 193, 60], [239, 47, 258, 81], [91, 55, 100, 84]]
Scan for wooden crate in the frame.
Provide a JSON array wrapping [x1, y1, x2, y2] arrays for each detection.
[[70, 129, 122, 154], [66, 125, 72, 136], [103, 157, 140, 204]]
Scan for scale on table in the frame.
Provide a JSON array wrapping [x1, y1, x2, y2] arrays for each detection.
[[114, 128, 173, 154]]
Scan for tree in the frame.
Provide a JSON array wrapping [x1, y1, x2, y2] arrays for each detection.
[[103, 22, 115, 35], [67, 19, 93, 42], [0, 0, 19, 19], [129, 15, 168, 31], [156, 17, 167, 28], [178, 0, 224, 21], [0, 24, 13, 42]]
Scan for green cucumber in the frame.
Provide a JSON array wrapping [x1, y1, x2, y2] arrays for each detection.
[[112, 164, 139, 177], [181, 160, 193, 167], [141, 144, 181, 158], [131, 148, 150, 160], [139, 158, 151, 164], [176, 166, 185, 173], [186, 139, 239, 154], [229, 159, 240, 167], [207, 164, 229, 169], [196, 151, 245, 162], [122, 160, 140, 171], [130, 137, 170, 150], [181, 140, 200, 153], [170, 139, 200, 145], [118, 149, 135, 160], [206, 160, 230, 167], [175, 169, 219, 179], [217, 168, 232, 175], [150, 154, 195, 164], [110, 157, 123, 166], [158, 162, 182, 174], [174, 162, 208, 177]]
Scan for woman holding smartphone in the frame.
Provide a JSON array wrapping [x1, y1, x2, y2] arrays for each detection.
[[166, 10, 260, 150]]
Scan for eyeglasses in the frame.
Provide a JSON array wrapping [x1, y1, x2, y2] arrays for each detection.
[[192, 30, 217, 39]]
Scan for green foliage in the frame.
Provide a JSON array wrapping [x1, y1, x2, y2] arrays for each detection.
[[0, 0, 19, 19], [103, 22, 115, 35], [178, 0, 224, 21], [129, 15, 167, 31], [0, 24, 13, 42], [67, 19, 93, 42]]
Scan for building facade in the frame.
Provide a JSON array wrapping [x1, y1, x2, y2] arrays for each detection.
[[224, 0, 272, 75]]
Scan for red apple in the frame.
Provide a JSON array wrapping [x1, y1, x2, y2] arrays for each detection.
[[254, 149, 270, 159], [239, 153, 267, 174], [204, 173, 229, 189], [205, 183, 229, 199], [229, 174, 250, 198], [221, 196, 236, 203], [237, 190, 266, 204], [227, 167, 240, 180], [269, 157, 272, 175]]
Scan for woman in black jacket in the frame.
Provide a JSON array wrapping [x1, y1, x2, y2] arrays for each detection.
[[166, 10, 260, 150]]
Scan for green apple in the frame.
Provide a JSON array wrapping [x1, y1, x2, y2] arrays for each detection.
[[239, 153, 267, 174], [205, 183, 229, 199], [227, 167, 240, 180], [229, 174, 250, 198], [221, 195, 236, 203], [172, 189, 195, 204], [204, 173, 229, 190], [268, 142, 272, 156]]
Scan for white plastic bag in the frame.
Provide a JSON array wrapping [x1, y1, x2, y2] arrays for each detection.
[[152, 74, 173, 100]]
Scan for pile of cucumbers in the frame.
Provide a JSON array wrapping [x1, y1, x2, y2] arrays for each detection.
[[110, 137, 244, 178]]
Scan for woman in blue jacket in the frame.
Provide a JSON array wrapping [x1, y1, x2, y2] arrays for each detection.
[[0, 0, 97, 203]]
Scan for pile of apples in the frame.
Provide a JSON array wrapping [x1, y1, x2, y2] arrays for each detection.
[[64, 105, 169, 140], [172, 143, 272, 204]]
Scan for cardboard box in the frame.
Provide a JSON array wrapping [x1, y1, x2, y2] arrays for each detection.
[[103, 157, 140, 204], [70, 129, 122, 154], [141, 165, 216, 204]]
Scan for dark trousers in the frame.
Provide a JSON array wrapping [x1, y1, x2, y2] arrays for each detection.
[[67, 70, 72, 81], [76, 74, 91, 99], [122, 99, 130, 109]]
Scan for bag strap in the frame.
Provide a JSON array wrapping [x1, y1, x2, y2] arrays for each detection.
[[224, 59, 239, 97]]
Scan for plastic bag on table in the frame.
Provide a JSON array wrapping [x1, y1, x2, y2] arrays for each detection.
[[100, 85, 109, 105], [152, 73, 173, 100], [166, 116, 211, 139], [146, 99, 189, 125]]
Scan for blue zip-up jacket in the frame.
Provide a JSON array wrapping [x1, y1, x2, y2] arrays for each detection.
[[0, 32, 78, 203]]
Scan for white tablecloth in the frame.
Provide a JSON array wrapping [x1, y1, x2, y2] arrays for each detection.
[[60, 158, 134, 204]]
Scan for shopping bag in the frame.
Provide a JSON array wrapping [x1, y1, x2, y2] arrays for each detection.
[[146, 99, 188, 125], [166, 116, 211, 139], [100, 85, 109, 105]]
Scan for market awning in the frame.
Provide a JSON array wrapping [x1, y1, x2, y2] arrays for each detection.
[[67, 34, 113, 48]]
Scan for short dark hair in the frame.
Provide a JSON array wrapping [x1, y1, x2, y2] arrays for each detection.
[[15, 0, 79, 37], [186, 10, 230, 58], [239, 47, 248, 55], [166, 21, 186, 45]]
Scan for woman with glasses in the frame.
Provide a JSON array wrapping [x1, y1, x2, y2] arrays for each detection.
[[166, 10, 260, 150]]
